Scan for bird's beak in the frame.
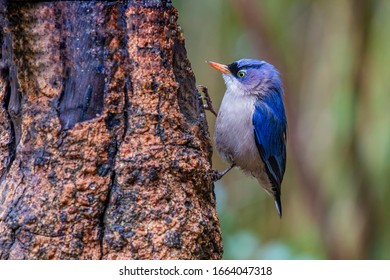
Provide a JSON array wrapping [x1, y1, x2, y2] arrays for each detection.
[[207, 61, 231, 74]]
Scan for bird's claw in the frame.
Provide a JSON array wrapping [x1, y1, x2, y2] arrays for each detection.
[[197, 85, 218, 117], [210, 170, 224, 182], [209, 163, 236, 182]]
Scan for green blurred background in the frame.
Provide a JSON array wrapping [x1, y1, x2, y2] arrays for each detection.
[[173, 0, 390, 259]]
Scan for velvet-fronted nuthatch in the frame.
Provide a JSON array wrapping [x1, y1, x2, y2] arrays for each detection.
[[206, 58, 287, 218]]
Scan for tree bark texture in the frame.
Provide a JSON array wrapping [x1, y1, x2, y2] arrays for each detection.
[[0, 0, 222, 259]]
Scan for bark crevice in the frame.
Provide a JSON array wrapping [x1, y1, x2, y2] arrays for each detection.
[[1, 77, 15, 183], [0, 30, 21, 184], [56, 2, 105, 130]]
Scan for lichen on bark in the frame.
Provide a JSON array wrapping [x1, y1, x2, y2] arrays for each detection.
[[0, 0, 222, 259]]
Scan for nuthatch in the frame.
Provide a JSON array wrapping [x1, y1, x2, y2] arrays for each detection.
[[206, 59, 287, 218]]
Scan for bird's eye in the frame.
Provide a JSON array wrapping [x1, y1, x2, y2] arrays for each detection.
[[237, 70, 246, 78]]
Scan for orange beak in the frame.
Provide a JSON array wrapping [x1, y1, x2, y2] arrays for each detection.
[[207, 61, 231, 74]]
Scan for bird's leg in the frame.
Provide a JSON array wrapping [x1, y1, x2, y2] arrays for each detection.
[[211, 163, 236, 182], [197, 85, 218, 117]]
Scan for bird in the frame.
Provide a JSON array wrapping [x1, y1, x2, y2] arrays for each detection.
[[207, 58, 287, 218]]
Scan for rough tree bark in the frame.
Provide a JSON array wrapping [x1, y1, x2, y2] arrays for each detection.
[[0, 0, 223, 259]]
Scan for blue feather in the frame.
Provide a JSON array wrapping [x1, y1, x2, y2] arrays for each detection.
[[252, 86, 287, 214]]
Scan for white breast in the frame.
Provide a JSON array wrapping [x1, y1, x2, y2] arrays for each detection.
[[214, 88, 265, 179]]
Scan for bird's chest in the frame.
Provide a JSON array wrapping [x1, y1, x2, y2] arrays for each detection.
[[214, 94, 262, 173]]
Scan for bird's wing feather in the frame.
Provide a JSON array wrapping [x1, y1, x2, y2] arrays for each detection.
[[252, 101, 286, 188]]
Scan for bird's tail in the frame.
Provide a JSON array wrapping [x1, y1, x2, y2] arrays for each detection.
[[256, 178, 283, 218], [273, 186, 282, 219]]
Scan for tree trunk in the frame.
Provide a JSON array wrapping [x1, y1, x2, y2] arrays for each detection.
[[0, 0, 222, 260]]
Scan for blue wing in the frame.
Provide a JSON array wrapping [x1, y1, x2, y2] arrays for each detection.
[[252, 99, 287, 187], [252, 98, 287, 190]]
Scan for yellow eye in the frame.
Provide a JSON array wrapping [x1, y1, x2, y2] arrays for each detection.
[[237, 70, 246, 78]]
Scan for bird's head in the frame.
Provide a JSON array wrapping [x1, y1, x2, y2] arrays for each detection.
[[208, 58, 282, 96]]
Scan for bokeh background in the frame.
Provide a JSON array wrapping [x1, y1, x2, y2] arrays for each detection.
[[173, 0, 390, 259]]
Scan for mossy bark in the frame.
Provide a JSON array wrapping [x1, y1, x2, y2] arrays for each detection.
[[0, 0, 222, 260]]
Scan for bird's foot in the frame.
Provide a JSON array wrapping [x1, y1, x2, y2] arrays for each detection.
[[210, 163, 236, 182], [197, 85, 218, 117]]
